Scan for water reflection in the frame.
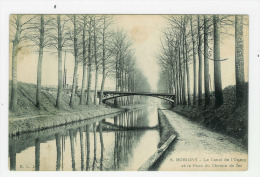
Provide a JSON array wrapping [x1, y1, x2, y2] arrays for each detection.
[[69, 129, 76, 171], [9, 106, 160, 171], [86, 125, 90, 171], [35, 138, 40, 171], [99, 121, 104, 171], [79, 127, 84, 171], [9, 144, 16, 170], [92, 122, 97, 171], [55, 133, 61, 171]]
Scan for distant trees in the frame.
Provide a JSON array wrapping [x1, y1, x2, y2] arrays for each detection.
[[9, 14, 247, 111], [10, 14, 152, 111], [157, 14, 247, 108]]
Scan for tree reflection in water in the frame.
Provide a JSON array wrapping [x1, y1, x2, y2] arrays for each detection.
[[69, 129, 76, 171], [92, 122, 97, 170], [79, 127, 84, 171], [55, 133, 61, 171], [9, 106, 158, 171], [86, 124, 90, 171]]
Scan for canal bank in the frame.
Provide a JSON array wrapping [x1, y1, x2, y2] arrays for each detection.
[[9, 104, 150, 136], [157, 108, 248, 171], [169, 84, 248, 147], [9, 105, 162, 171], [138, 108, 177, 171], [8, 82, 149, 136], [9, 107, 124, 136]]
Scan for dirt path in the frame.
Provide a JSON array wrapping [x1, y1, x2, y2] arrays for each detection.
[[158, 109, 248, 171]]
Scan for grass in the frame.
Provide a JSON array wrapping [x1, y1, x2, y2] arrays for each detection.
[[9, 81, 112, 118], [169, 83, 248, 147], [8, 81, 124, 135], [157, 109, 177, 148]]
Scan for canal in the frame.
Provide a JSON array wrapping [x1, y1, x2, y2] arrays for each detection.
[[9, 105, 162, 171]]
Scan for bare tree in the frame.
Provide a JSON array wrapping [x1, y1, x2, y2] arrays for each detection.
[[235, 15, 245, 104], [190, 16, 197, 106], [86, 16, 93, 105], [56, 15, 64, 108], [197, 15, 203, 105], [48, 15, 70, 108], [10, 15, 22, 111], [69, 15, 80, 107], [204, 15, 210, 106], [213, 15, 223, 108], [99, 16, 114, 104], [10, 15, 37, 111], [79, 15, 88, 105]]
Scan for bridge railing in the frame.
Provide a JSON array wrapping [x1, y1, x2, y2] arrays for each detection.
[[134, 89, 169, 94]]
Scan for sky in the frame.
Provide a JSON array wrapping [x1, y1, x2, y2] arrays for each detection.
[[9, 15, 249, 93]]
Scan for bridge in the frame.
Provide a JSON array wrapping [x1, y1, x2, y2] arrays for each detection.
[[97, 90, 175, 103]]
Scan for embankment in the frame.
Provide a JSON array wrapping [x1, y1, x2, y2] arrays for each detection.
[[138, 108, 177, 171], [8, 82, 144, 136], [170, 84, 248, 147]]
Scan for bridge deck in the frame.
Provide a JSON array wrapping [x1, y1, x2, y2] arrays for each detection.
[[100, 91, 174, 97]]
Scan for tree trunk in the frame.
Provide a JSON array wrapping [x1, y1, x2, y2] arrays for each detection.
[[80, 17, 87, 105], [178, 46, 183, 104], [175, 60, 180, 105], [197, 15, 203, 105], [69, 15, 79, 107], [63, 51, 67, 88], [204, 15, 210, 106], [56, 15, 63, 108], [93, 18, 98, 105], [99, 71, 106, 104], [190, 16, 197, 106], [10, 15, 21, 112], [94, 68, 98, 105], [213, 15, 223, 108], [173, 69, 177, 106], [99, 18, 106, 105], [36, 15, 45, 109], [182, 30, 187, 105], [184, 22, 191, 106], [86, 17, 93, 105], [235, 15, 245, 104]]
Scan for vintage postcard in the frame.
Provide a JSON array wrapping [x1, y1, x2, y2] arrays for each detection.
[[8, 14, 248, 171]]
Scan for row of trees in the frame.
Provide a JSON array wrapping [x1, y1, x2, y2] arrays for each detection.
[[157, 15, 246, 108], [10, 14, 149, 111]]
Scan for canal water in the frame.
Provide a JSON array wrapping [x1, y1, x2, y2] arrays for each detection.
[[9, 105, 161, 171]]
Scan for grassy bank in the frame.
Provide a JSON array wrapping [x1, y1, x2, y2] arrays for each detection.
[[8, 82, 125, 135], [9, 82, 112, 118], [157, 109, 177, 147], [169, 84, 248, 147]]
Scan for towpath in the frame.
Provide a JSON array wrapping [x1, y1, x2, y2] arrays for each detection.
[[158, 109, 248, 171]]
